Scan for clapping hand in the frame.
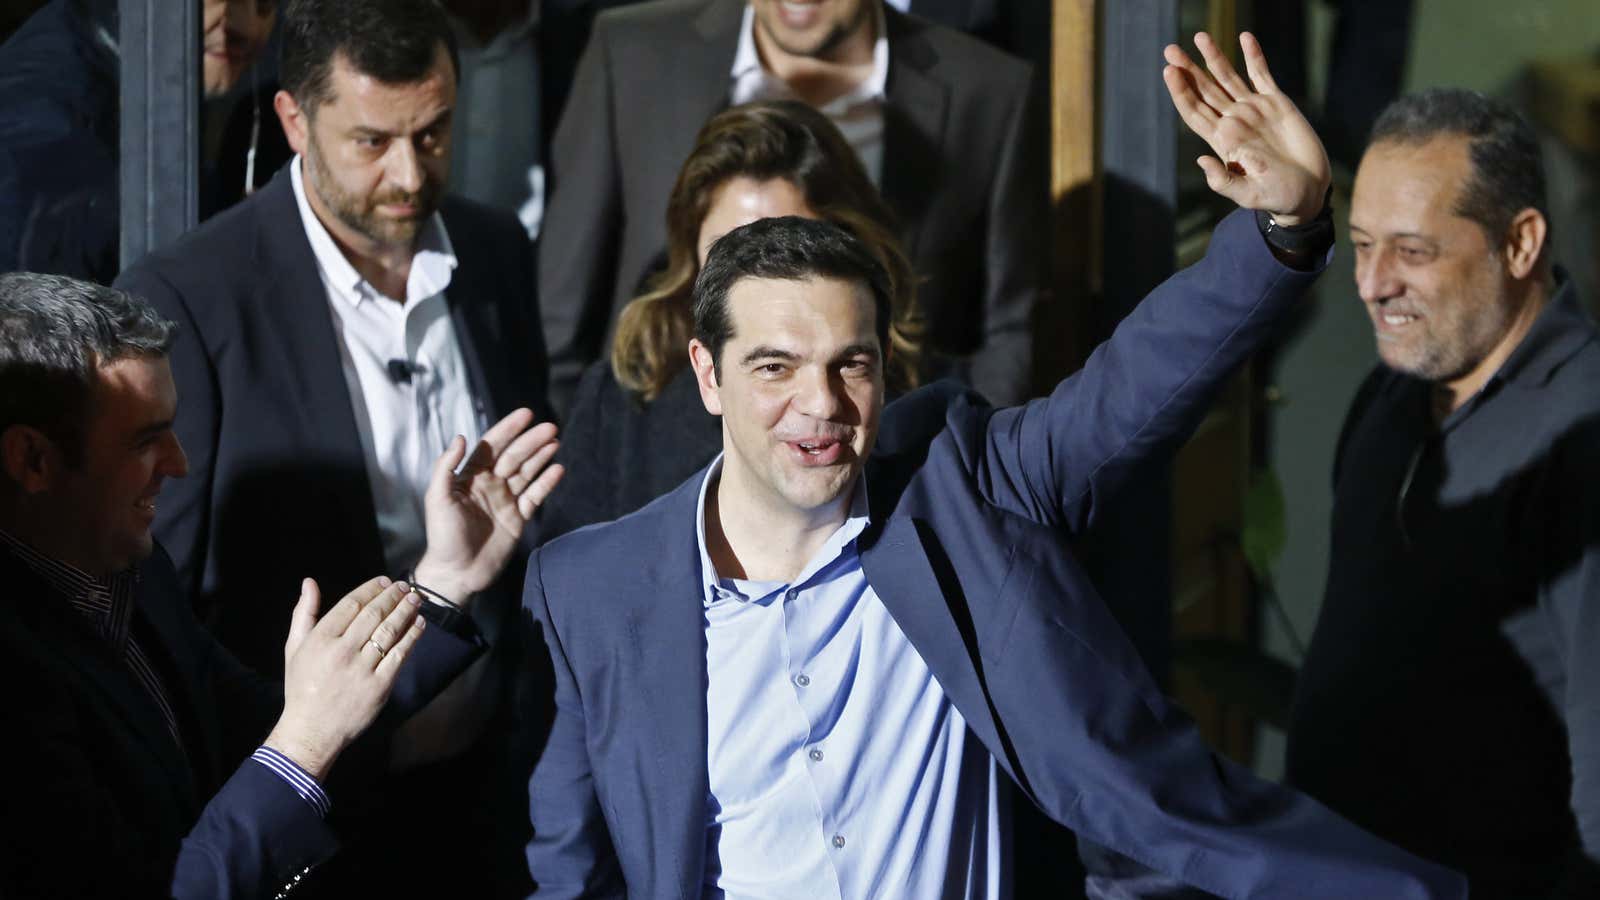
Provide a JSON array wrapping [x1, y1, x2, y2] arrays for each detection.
[[412, 408, 564, 604], [265, 576, 426, 779], [1163, 32, 1331, 225]]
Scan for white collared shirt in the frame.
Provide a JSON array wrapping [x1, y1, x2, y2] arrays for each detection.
[[694, 455, 1008, 900], [290, 156, 484, 576], [730, 4, 891, 184]]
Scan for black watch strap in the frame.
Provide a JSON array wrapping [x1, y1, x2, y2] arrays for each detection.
[[1255, 186, 1335, 258]]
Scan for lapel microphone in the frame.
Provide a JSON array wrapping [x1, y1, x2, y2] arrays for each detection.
[[386, 359, 423, 384]]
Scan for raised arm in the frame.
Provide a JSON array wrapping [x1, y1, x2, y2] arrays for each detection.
[[959, 32, 1332, 532]]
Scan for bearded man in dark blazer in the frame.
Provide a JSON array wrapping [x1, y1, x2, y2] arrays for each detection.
[[538, 0, 1047, 412], [113, 0, 559, 893]]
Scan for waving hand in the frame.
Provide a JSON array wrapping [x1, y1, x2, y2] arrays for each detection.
[[1163, 32, 1331, 225]]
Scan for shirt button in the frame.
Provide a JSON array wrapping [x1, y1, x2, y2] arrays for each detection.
[[795, 673, 811, 687], [832, 834, 846, 849], [785, 588, 798, 602], [809, 748, 824, 762]]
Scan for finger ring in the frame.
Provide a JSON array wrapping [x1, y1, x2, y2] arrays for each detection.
[[365, 638, 387, 658]]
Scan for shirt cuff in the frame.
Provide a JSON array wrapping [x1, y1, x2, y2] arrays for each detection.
[[249, 746, 332, 819]]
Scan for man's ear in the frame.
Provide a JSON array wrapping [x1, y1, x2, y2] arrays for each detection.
[[688, 339, 723, 416], [0, 425, 60, 494], [274, 89, 310, 157], [1503, 207, 1548, 280]]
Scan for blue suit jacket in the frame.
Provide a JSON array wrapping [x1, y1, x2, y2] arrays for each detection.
[[517, 210, 1469, 899]]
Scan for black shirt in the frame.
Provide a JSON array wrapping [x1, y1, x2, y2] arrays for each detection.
[[1287, 275, 1600, 898]]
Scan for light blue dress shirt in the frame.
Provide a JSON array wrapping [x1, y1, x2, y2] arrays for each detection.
[[695, 457, 1009, 900]]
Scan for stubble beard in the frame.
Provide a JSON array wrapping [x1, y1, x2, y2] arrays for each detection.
[[1379, 258, 1514, 385], [303, 135, 437, 252]]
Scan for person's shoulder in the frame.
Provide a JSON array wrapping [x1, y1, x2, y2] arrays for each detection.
[[569, 358, 632, 416], [594, 0, 716, 42], [533, 466, 703, 577], [117, 173, 289, 295], [1546, 308, 1600, 384], [875, 378, 985, 456], [888, 8, 1032, 89], [0, 7, 116, 154], [0, 2, 109, 98]]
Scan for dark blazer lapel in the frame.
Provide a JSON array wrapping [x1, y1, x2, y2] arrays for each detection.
[[132, 555, 223, 787], [249, 171, 388, 574], [880, 8, 950, 259], [2, 553, 196, 804], [626, 481, 712, 900], [860, 517, 1007, 763], [437, 212, 504, 423], [680, 0, 745, 132]]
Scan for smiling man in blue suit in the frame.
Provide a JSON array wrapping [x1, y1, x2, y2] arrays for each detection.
[[515, 33, 1468, 899]]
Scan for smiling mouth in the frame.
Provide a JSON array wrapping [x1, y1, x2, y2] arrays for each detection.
[[787, 437, 847, 466], [776, 0, 823, 25]]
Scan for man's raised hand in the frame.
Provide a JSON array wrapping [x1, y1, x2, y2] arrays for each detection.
[[1163, 32, 1331, 225], [413, 408, 564, 604]]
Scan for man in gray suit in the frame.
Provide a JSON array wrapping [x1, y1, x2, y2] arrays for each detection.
[[538, 0, 1046, 412]]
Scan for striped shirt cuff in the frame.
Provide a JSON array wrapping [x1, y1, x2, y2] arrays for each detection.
[[250, 746, 332, 819]]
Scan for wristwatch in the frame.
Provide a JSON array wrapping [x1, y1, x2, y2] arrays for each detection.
[[1255, 186, 1335, 259]]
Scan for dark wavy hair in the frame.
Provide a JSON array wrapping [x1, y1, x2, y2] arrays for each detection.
[[609, 100, 922, 402]]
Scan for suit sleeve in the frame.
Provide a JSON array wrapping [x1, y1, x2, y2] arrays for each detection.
[[0, 623, 336, 900], [960, 208, 1325, 534], [113, 265, 220, 610], [520, 550, 625, 899], [969, 536, 1468, 898], [538, 14, 625, 414], [966, 64, 1048, 407]]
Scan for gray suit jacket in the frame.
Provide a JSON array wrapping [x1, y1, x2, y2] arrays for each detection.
[[537, 0, 1047, 410]]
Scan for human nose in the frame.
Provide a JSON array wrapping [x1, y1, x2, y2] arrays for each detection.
[[383, 139, 425, 195], [1356, 247, 1403, 305], [793, 366, 844, 420], [164, 432, 190, 479]]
